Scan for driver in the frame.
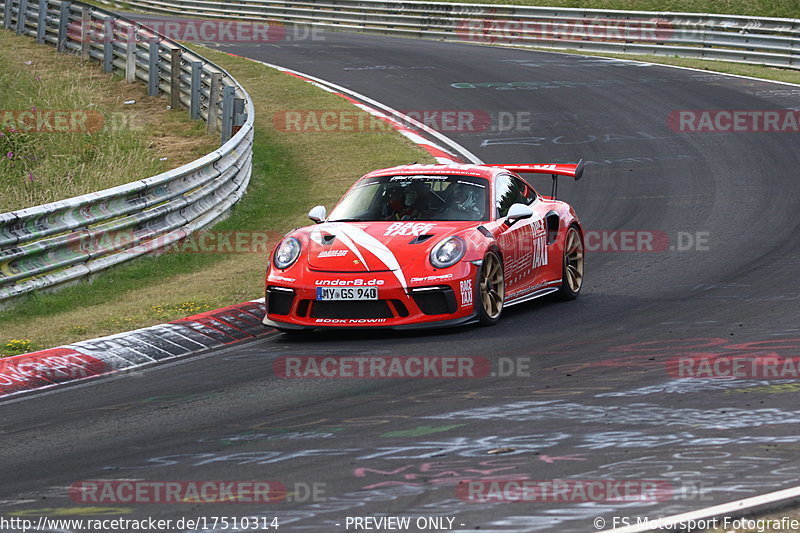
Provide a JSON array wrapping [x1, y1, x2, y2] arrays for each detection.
[[450, 184, 482, 217], [383, 186, 418, 220]]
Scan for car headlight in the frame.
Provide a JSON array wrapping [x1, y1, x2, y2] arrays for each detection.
[[273, 237, 302, 269], [430, 236, 466, 269]]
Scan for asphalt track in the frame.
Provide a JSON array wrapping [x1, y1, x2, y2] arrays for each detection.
[[2, 29, 800, 533]]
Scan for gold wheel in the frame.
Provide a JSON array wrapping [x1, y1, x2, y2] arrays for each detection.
[[478, 252, 504, 322], [559, 226, 584, 299]]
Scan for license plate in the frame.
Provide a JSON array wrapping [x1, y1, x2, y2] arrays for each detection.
[[316, 287, 379, 301]]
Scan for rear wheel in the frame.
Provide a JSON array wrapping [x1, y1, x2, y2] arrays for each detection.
[[476, 251, 505, 325], [557, 225, 584, 300]]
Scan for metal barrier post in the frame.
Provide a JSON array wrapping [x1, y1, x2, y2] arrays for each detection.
[[232, 96, 245, 137], [56, 0, 70, 52], [36, 0, 46, 43], [169, 47, 181, 109], [148, 40, 159, 95], [2, 0, 12, 30], [16, 0, 28, 34], [221, 84, 234, 143], [80, 6, 90, 60], [190, 60, 201, 119], [102, 16, 113, 72], [36, 0, 47, 44], [206, 71, 221, 135], [125, 24, 136, 82]]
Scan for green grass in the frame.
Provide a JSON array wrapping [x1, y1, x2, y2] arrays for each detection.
[[0, 30, 218, 213], [0, 44, 433, 354], [1, 338, 34, 356]]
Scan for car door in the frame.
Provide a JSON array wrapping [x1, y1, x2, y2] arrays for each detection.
[[494, 174, 548, 297]]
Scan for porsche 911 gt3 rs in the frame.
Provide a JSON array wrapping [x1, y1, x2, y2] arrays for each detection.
[[263, 162, 584, 330]]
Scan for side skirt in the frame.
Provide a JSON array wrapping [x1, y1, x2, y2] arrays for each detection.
[[504, 281, 561, 307]]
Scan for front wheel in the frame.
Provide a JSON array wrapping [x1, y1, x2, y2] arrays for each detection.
[[476, 251, 505, 325], [557, 225, 584, 300]]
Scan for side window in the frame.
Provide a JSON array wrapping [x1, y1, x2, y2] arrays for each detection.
[[495, 175, 529, 218]]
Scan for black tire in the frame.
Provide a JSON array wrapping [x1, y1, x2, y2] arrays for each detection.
[[476, 251, 505, 325], [557, 225, 584, 300]]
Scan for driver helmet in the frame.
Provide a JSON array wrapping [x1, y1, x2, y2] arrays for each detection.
[[382, 186, 402, 212], [453, 184, 479, 212]]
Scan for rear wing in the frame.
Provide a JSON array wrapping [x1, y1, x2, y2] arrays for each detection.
[[484, 159, 584, 200], [484, 160, 584, 180]]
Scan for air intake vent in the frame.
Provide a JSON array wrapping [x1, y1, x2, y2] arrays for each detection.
[[311, 301, 393, 319], [267, 287, 295, 315], [409, 234, 435, 244], [410, 286, 457, 315]]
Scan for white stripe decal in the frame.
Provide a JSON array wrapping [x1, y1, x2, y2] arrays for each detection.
[[309, 227, 323, 245], [318, 224, 370, 270], [334, 224, 408, 289]]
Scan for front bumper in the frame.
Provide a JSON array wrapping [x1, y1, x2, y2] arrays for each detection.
[[263, 264, 477, 330]]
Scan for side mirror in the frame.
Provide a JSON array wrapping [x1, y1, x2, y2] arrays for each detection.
[[308, 205, 327, 224], [504, 203, 533, 226]]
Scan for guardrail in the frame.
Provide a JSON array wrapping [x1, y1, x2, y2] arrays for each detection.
[[0, 0, 254, 303], [110, 0, 799, 69]]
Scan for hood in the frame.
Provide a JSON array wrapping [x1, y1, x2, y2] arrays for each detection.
[[302, 221, 474, 274]]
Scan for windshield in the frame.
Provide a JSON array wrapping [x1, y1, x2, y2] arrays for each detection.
[[328, 175, 489, 222]]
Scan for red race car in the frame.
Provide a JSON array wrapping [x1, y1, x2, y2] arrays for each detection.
[[263, 162, 585, 331]]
